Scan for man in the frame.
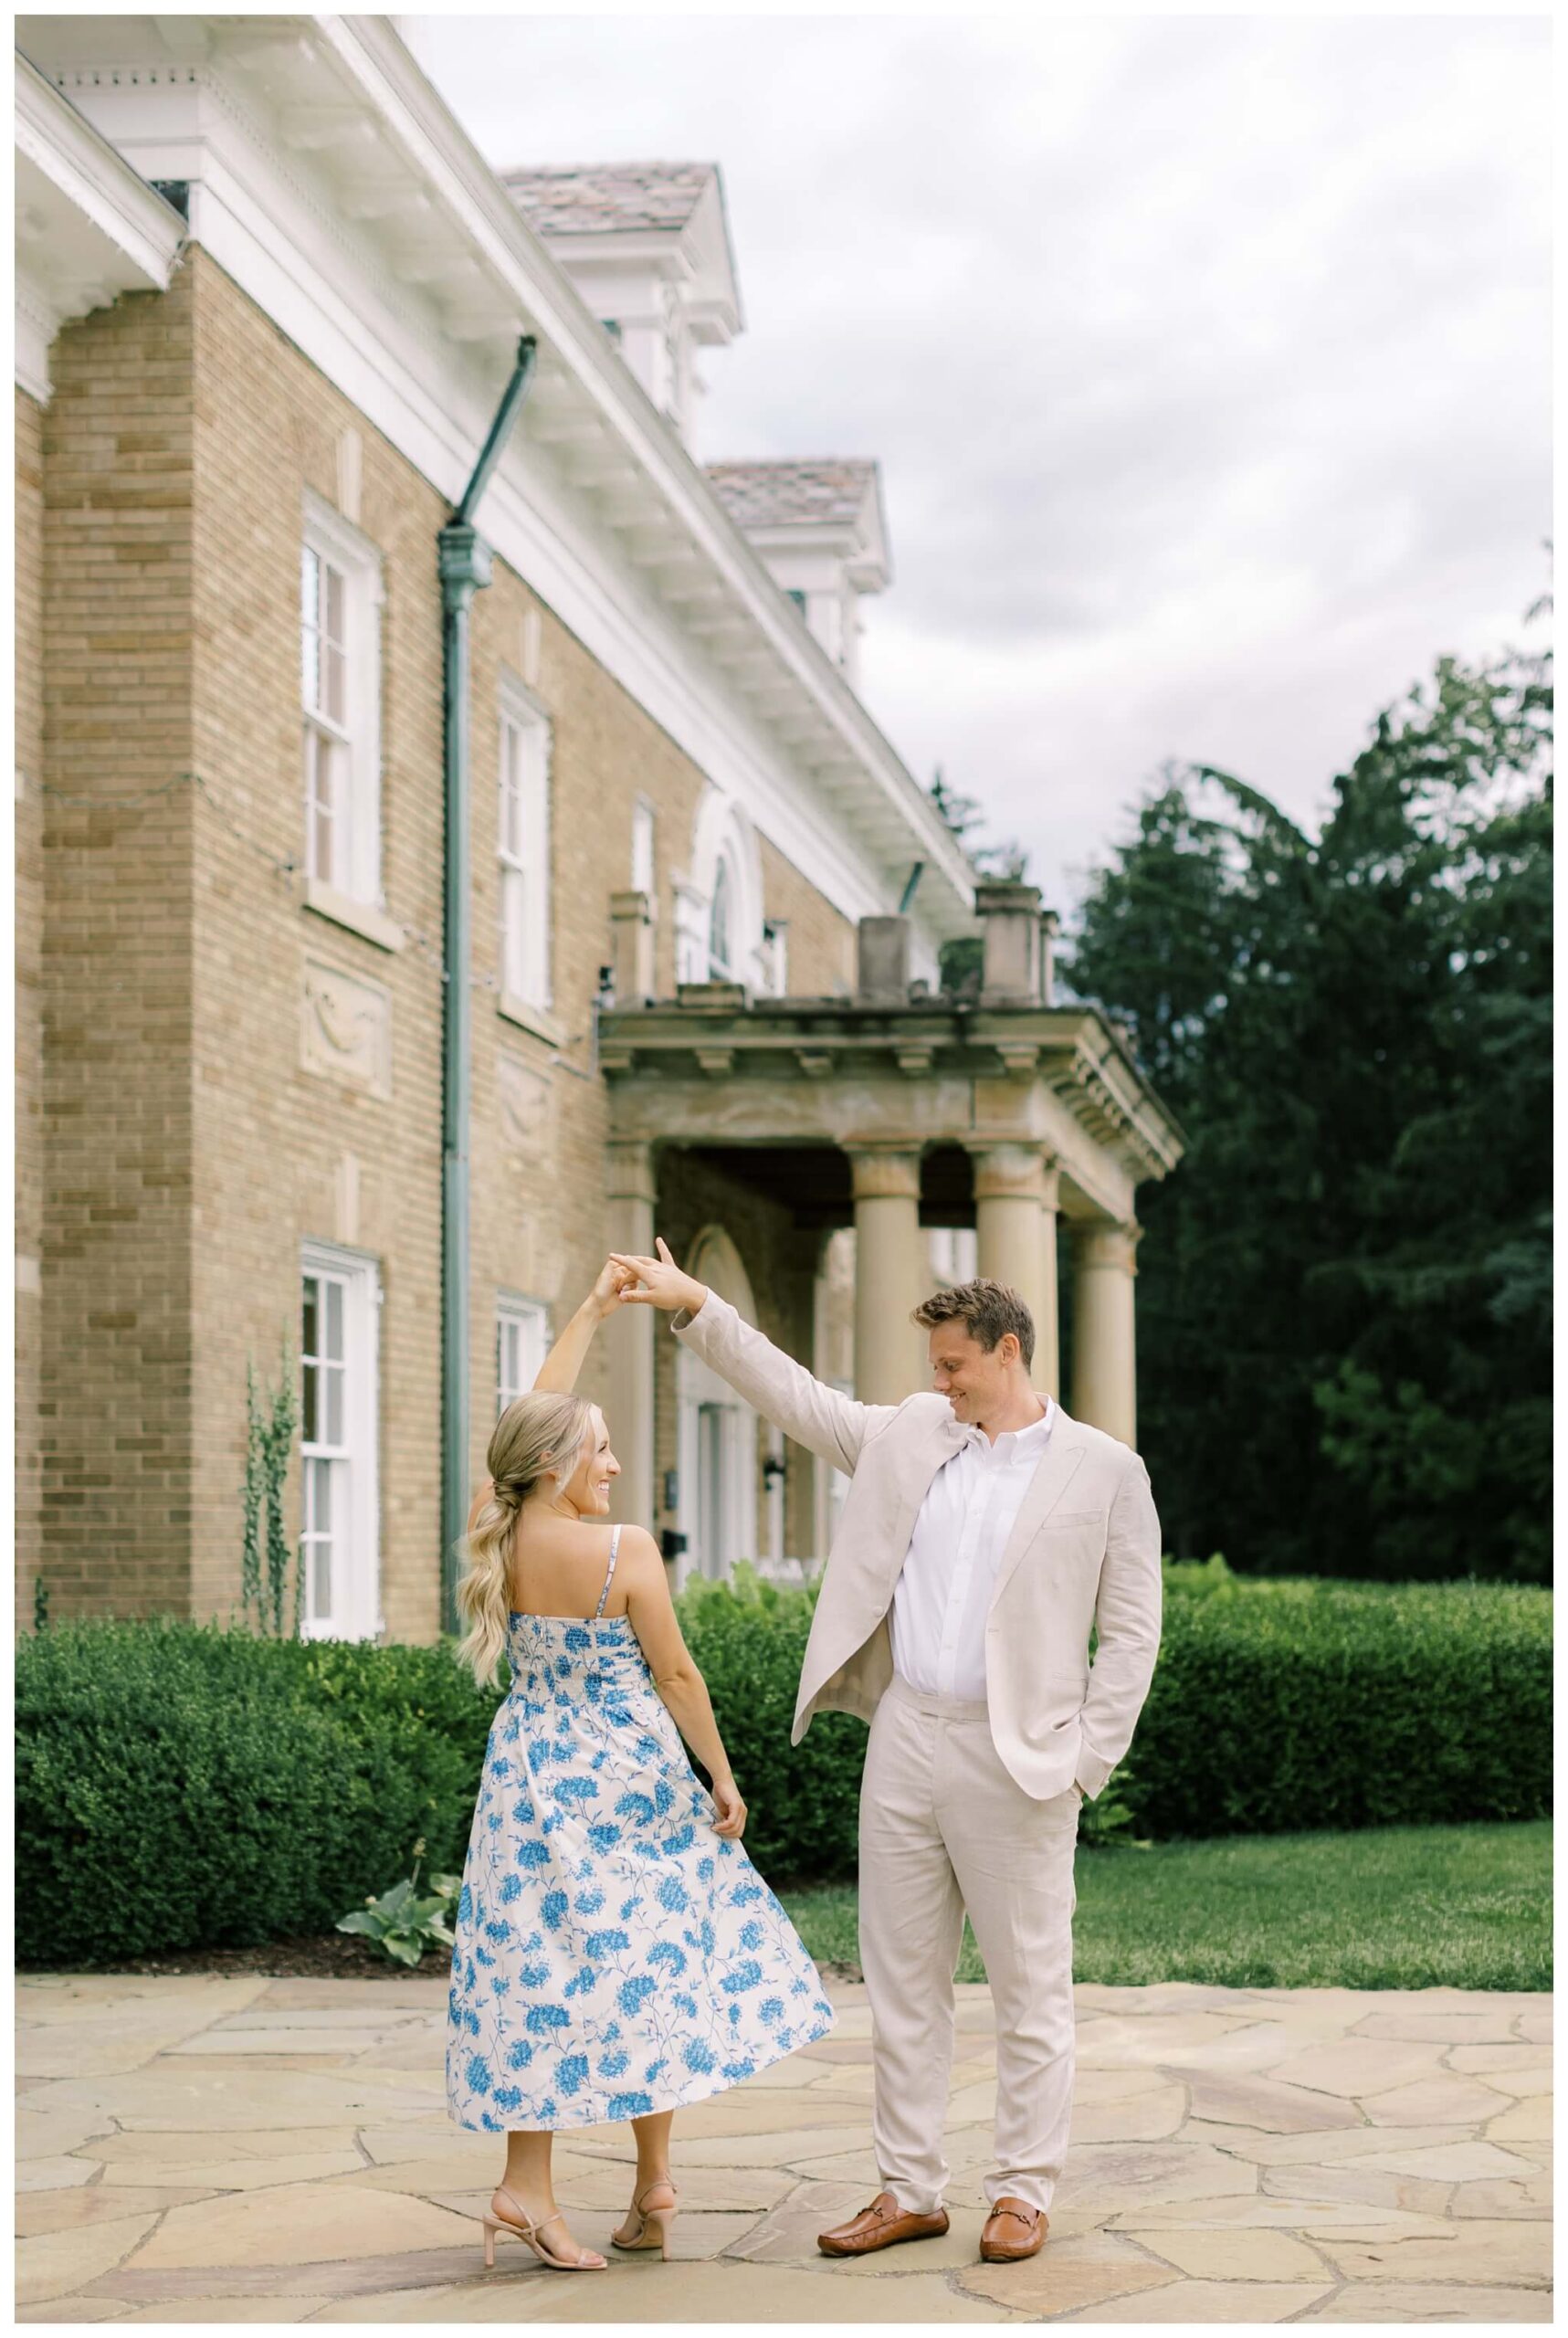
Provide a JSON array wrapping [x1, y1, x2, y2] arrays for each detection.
[[613, 1238, 1162, 2266]]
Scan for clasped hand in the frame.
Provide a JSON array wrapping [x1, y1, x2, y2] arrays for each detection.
[[606, 1236, 707, 1317]]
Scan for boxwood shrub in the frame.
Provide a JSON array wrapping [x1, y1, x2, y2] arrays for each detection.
[[16, 1564, 1550, 1966]]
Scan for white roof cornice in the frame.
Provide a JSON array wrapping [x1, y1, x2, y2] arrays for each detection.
[[318, 16, 973, 940], [14, 51, 184, 398]]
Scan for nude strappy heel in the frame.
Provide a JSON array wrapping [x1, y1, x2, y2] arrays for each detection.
[[612, 2176, 679, 2259], [481, 2185, 605, 2271]]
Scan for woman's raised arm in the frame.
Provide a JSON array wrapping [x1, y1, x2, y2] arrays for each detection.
[[530, 1259, 637, 1394]]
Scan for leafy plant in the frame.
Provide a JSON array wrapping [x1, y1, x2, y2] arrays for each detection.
[[337, 1840, 461, 1967], [241, 1348, 300, 1636], [1079, 1755, 1143, 1849]]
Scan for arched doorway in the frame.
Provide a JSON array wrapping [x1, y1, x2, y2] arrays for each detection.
[[676, 1226, 760, 1586]]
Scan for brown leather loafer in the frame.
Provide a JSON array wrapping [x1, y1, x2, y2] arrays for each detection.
[[980, 2196, 1047, 2261], [817, 2189, 950, 2257]]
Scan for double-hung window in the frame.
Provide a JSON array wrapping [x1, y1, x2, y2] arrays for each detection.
[[300, 1241, 381, 1640], [498, 679, 552, 1010], [301, 494, 383, 907], [497, 1295, 550, 1415]]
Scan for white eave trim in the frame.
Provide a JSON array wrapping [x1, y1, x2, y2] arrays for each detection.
[[15, 52, 184, 400], [15, 53, 184, 290]]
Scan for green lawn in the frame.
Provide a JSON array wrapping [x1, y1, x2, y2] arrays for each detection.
[[780, 1821, 1552, 1993]]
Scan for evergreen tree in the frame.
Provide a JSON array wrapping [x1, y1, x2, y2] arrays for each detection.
[[1067, 637, 1551, 1582]]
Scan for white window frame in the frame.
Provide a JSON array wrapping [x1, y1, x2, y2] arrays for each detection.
[[497, 1293, 550, 1414], [300, 492, 384, 909], [299, 1239, 382, 1642], [631, 795, 657, 898], [498, 675, 552, 1011], [707, 854, 735, 980]]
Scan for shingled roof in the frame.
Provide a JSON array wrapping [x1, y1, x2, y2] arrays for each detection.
[[501, 162, 718, 237], [704, 460, 879, 532]]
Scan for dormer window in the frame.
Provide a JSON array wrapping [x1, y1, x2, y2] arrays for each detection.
[[708, 858, 733, 980], [502, 163, 742, 447], [704, 461, 889, 693]]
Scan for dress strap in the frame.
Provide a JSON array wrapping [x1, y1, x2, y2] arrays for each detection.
[[594, 1524, 623, 1618]]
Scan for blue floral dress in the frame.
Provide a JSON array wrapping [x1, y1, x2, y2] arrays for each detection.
[[446, 1527, 836, 2131]]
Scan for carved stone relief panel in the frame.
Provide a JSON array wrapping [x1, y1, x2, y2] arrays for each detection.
[[497, 1053, 554, 1161], [300, 954, 393, 1101]]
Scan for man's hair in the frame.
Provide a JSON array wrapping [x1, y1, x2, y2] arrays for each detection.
[[911, 1279, 1035, 1371]]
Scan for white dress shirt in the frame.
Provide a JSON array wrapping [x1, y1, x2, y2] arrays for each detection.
[[889, 1398, 1057, 1702]]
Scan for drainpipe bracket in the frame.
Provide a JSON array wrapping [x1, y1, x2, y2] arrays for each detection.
[[439, 522, 492, 603]]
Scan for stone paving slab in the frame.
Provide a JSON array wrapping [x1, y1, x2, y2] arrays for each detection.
[[16, 1975, 1552, 2322]]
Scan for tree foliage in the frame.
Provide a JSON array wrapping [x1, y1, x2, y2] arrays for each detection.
[[1066, 635, 1552, 1582]]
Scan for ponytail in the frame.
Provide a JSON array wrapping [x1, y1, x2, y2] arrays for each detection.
[[454, 1391, 594, 1686]]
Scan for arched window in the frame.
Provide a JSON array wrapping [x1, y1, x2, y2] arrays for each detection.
[[708, 858, 733, 979]]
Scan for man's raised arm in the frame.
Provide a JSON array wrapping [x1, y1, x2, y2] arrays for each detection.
[[612, 1237, 891, 1473]]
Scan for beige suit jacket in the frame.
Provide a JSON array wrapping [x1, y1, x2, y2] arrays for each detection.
[[671, 1291, 1163, 1803]]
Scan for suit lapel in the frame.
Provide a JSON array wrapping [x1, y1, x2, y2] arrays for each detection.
[[798, 1404, 966, 1713], [878, 1409, 969, 1596], [987, 1413, 1088, 1614]]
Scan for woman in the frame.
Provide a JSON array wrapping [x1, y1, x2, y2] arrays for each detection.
[[446, 1259, 836, 2273]]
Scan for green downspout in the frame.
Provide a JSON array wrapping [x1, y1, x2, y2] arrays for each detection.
[[439, 335, 538, 1632]]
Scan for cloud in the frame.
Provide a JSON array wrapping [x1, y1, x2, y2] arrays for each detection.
[[407, 13, 1551, 908]]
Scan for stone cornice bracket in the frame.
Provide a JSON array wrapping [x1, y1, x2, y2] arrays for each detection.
[[894, 1044, 934, 1078], [694, 1048, 735, 1077], [796, 1048, 834, 1079], [994, 1039, 1039, 1081]]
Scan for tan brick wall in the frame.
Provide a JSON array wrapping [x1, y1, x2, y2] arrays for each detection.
[[28, 247, 868, 1633], [16, 386, 46, 1623], [37, 278, 198, 1617], [183, 248, 450, 1639], [759, 832, 855, 997]]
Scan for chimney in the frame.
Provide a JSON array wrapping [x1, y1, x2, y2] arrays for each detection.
[[608, 889, 657, 1005], [856, 914, 911, 1005], [976, 879, 1046, 1005]]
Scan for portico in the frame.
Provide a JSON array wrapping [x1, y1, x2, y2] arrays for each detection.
[[598, 884, 1184, 1532]]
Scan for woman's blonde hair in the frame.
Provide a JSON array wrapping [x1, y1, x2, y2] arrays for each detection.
[[454, 1390, 595, 1687]]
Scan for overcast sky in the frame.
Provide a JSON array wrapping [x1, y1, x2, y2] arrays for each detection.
[[406, 13, 1551, 915]]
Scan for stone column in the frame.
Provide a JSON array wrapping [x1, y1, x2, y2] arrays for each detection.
[[848, 1147, 926, 1405], [1070, 1219, 1141, 1444], [605, 1138, 658, 1524], [971, 1143, 1061, 1394]]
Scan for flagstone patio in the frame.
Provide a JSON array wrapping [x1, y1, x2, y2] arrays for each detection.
[[16, 1974, 1551, 2322]]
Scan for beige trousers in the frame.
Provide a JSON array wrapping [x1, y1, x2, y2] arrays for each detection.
[[858, 1673, 1080, 2217]]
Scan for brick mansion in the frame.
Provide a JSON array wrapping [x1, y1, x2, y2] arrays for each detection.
[[15, 16, 1183, 1638]]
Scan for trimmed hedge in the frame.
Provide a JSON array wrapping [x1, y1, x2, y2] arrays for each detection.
[[16, 1566, 1551, 1965], [15, 1625, 485, 1967], [1129, 1567, 1553, 1840]]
